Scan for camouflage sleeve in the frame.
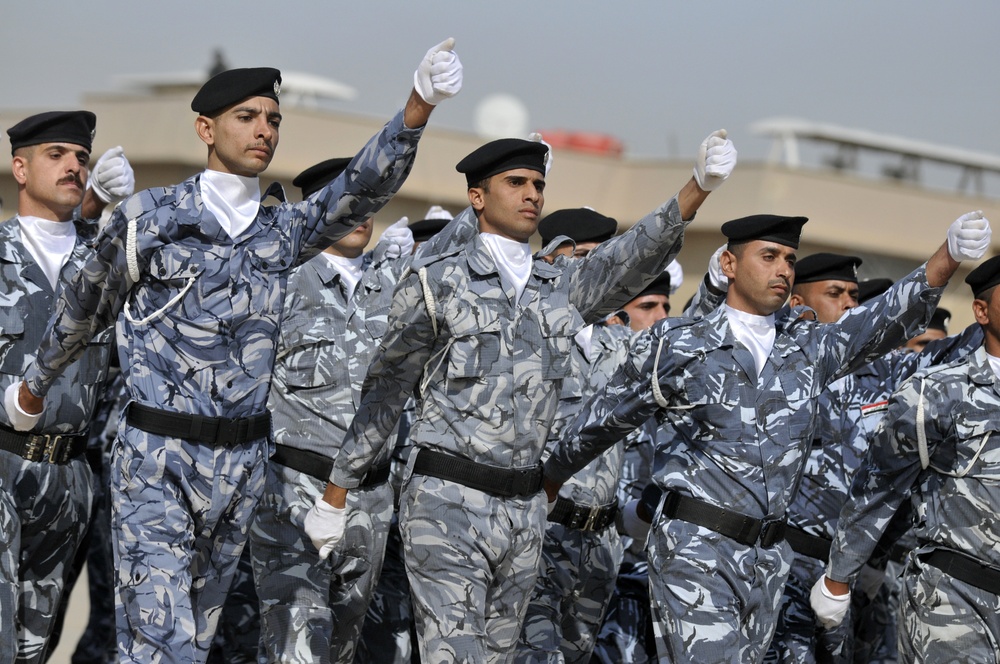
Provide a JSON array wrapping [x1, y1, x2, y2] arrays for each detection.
[[566, 197, 687, 323], [293, 110, 425, 265], [24, 196, 153, 398], [817, 264, 942, 385], [410, 207, 478, 265], [682, 274, 726, 319], [544, 327, 668, 484], [331, 269, 437, 488], [885, 322, 983, 392], [827, 374, 944, 583]]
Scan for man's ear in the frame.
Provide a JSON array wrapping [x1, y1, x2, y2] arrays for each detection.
[[11, 155, 28, 186], [468, 187, 485, 212], [789, 293, 804, 308], [194, 115, 215, 147], [720, 249, 737, 279]]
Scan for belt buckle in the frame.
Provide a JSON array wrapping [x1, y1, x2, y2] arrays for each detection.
[[582, 505, 601, 532], [24, 433, 44, 462], [44, 434, 66, 464], [759, 519, 785, 547], [216, 419, 241, 447]]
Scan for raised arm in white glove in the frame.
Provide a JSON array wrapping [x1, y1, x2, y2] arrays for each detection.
[[89, 146, 135, 204], [379, 216, 415, 259], [693, 130, 737, 192], [809, 576, 851, 629], [414, 38, 463, 106], [4, 381, 41, 432], [303, 496, 346, 560], [947, 210, 991, 262]]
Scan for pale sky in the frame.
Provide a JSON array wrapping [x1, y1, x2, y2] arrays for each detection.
[[3, 1, 999, 191]]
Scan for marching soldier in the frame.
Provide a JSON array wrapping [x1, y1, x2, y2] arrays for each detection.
[[7, 39, 461, 663], [0, 111, 133, 663], [543, 211, 990, 663]]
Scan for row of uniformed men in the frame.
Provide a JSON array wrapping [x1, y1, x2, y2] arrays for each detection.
[[2, 35, 999, 664]]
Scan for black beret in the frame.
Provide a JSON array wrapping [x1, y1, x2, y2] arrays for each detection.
[[929, 307, 951, 333], [538, 208, 617, 246], [191, 67, 282, 115], [409, 217, 451, 243], [636, 271, 672, 299], [456, 138, 548, 187], [857, 278, 893, 304], [794, 252, 862, 285], [7, 110, 96, 154], [721, 214, 808, 249], [292, 157, 352, 198], [965, 255, 1000, 299]]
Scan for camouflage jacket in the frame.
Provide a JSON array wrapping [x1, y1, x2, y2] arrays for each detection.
[[789, 323, 982, 540], [25, 110, 423, 418], [0, 218, 112, 433], [545, 323, 633, 506], [829, 344, 1000, 582], [545, 265, 941, 523], [332, 196, 689, 488], [268, 240, 406, 460]]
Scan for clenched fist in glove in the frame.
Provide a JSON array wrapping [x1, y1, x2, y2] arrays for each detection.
[[4, 381, 41, 432], [809, 576, 851, 629], [89, 146, 135, 204], [304, 496, 347, 560], [414, 38, 463, 105], [379, 216, 415, 259], [693, 129, 737, 192], [947, 210, 991, 262]]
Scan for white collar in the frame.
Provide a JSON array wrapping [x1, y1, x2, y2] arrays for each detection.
[[481, 233, 532, 301], [323, 252, 365, 300], [17, 215, 77, 290], [200, 169, 261, 239]]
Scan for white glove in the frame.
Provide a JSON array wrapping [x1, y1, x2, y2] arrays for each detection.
[[413, 38, 463, 105], [693, 129, 737, 192], [809, 576, 851, 629], [303, 496, 347, 560], [666, 260, 684, 295], [4, 381, 42, 432], [528, 132, 554, 176], [89, 146, 135, 204], [379, 216, 415, 259], [708, 244, 729, 291], [621, 499, 652, 541], [946, 210, 991, 262]]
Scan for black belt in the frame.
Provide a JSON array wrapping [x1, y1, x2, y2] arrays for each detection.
[[785, 526, 832, 563], [271, 444, 390, 488], [658, 489, 787, 548], [0, 424, 88, 464], [888, 542, 910, 565], [412, 449, 543, 499], [921, 548, 1000, 595], [548, 497, 619, 532], [126, 403, 270, 447]]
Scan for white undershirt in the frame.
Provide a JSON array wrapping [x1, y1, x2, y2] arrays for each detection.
[[987, 352, 1000, 380], [200, 169, 261, 239], [575, 324, 595, 363], [18, 216, 77, 290], [481, 233, 532, 301], [323, 253, 364, 300], [725, 304, 776, 380]]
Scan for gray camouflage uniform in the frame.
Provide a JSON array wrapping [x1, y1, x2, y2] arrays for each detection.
[[332, 196, 689, 663], [828, 344, 1000, 663], [21, 110, 424, 664], [0, 218, 112, 663], [545, 266, 941, 664], [515, 322, 632, 663], [250, 238, 404, 664]]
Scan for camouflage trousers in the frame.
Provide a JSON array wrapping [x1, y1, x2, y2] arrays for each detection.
[[0, 451, 93, 664], [647, 518, 792, 664], [110, 426, 267, 664], [250, 462, 394, 664], [399, 475, 547, 664], [591, 560, 657, 664], [897, 554, 1000, 663], [356, 515, 420, 664], [860, 557, 903, 664], [514, 522, 622, 663], [207, 545, 259, 664], [764, 553, 851, 664]]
